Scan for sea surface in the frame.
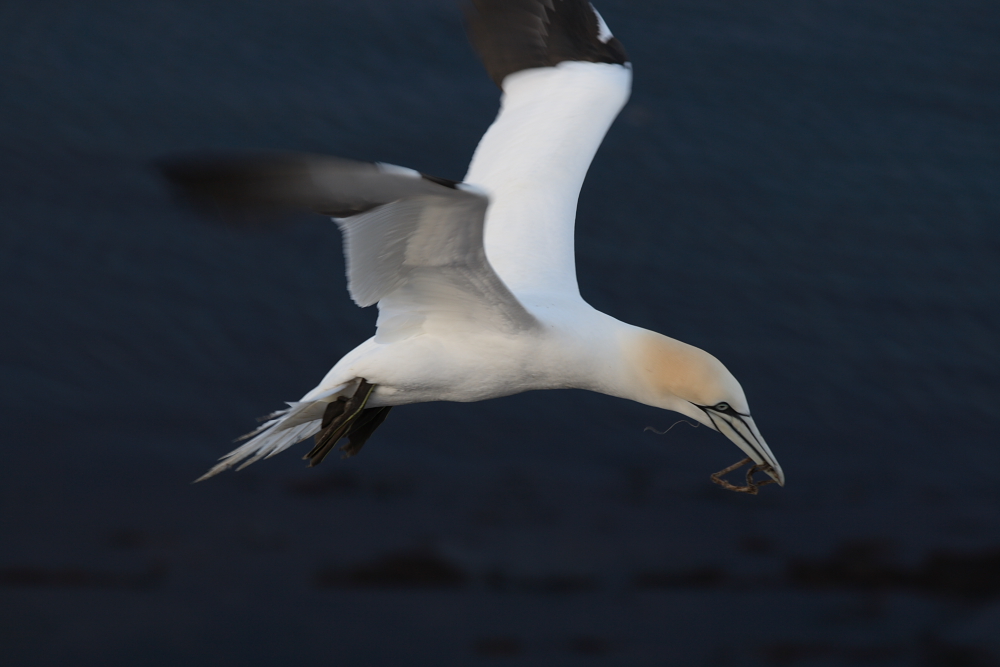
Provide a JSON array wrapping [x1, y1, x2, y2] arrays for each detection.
[[2, 1, 999, 665]]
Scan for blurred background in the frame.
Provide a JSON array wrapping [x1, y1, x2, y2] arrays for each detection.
[[2, 0, 999, 664]]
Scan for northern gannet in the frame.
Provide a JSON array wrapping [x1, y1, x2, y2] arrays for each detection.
[[163, 0, 785, 489]]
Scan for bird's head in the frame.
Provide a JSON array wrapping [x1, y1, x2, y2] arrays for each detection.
[[626, 330, 784, 486]]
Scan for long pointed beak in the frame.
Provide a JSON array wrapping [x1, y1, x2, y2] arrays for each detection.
[[708, 412, 785, 486]]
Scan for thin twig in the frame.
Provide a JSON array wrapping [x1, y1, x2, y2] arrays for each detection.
[[710, 457, 777, 495]]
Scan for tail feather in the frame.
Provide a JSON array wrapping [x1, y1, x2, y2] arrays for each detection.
[[230, 382, 353, 446], [234, 421, 321, 471], [194, 382, 365, 483], [193, 385, 353, 482], [232, 409, 291, 443]]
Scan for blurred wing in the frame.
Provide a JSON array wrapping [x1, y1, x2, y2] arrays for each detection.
[[161, 153, 538, 342], [161, 152, 464, 219], [338, 192, 539, 342]]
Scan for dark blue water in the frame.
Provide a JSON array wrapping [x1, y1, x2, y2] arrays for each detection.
[[2, 1, 999, 664]]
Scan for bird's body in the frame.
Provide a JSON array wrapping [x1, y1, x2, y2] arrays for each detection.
[[307, 61, 633, 409], [164, 0, 785, 487], [311, 302, 616, 406]]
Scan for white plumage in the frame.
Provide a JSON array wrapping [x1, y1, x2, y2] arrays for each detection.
[[174, 1, 784, 489]]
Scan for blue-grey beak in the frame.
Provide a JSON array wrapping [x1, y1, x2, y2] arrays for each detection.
[[700, 407, 784, 486]]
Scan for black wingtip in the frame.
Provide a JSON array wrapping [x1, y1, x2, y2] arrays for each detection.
[[156, 152, 335, 226], [464, 0, 628, 88], [157, 151, 473, 226]]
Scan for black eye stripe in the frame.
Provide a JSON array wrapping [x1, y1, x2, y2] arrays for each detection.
[[695, 403, 750, 418]]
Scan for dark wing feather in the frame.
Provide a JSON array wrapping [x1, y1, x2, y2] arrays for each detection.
[[464, 0, 628, 87], [158, 153, 460, 221]]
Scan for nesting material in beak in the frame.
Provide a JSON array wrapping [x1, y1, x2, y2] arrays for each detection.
[[710, 457, 778, 495]]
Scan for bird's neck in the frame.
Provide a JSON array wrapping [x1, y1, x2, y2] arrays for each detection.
[[588, 324, 721, 415]]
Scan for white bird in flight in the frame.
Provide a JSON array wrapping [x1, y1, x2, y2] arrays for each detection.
[[163, 0, 784, 490]]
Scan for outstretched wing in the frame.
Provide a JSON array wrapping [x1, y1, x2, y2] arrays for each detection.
[[161, 154, 538, 341], [462, 0, 632, 299]]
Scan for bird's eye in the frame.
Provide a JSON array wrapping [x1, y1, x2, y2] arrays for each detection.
[[715, 402, 730, 412]]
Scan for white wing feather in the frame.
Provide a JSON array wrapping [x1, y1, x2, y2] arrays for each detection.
[[336, 189, 538, 342], [465, 61, 632, 298]]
